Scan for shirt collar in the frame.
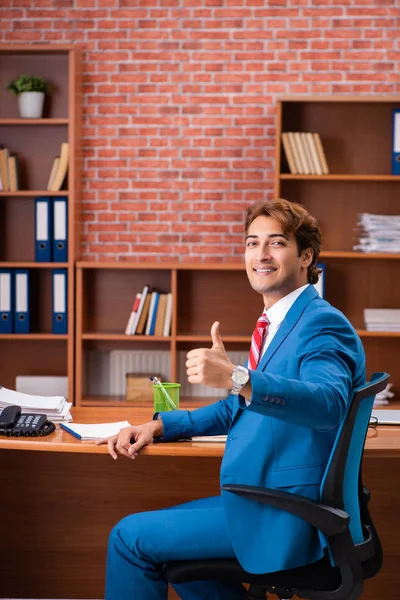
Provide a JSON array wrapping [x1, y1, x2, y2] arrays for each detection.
[[265, 284, 310, 329]]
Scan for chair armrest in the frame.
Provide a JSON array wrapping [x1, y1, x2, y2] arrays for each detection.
[[222, 483, 349, 537]]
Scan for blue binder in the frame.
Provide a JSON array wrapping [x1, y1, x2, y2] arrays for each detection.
[[392, 109, 400, 175], [314, 263, 325, 299], [35, 197, 52, 262], [52, 196, 68, 262], [52, 269, 67, 334], [0, 269, 13, 333], [149, 292, 160, 335], [14, 269, 30, 334]]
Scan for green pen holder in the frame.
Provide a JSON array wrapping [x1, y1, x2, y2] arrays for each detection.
[[153, 382, 181, 413]]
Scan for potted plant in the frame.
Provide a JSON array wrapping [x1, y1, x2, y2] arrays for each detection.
[[6, 74, 51, 118]]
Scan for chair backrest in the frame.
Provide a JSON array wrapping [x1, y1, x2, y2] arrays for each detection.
[[320, 372, 389, 549]]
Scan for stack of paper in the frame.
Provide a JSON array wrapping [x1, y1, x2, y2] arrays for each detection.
[[354, 213, 400, 253], [0, 386, 72, 422], [60, 420, 131, 440], [364, 309, 400, 332]]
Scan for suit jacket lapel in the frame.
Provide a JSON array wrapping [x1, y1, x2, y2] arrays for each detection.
[[257, 285, 319, 372]]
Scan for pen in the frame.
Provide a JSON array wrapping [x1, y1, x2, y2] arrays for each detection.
[[150, 376, 178, 411]]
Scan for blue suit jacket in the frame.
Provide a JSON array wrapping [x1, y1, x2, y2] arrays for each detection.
[[160, 285, 366, 574]]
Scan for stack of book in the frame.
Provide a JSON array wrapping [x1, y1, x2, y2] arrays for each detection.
[[364, 309, 400, 332], [0, 147, 19, 191], [281, 132, 329, 175], [353, 213, 400, 253], [125, 286, 173, 336], [0, 386, 72, 422]]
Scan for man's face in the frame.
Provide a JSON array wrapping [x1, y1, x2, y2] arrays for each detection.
[[245, 215, 313, 308]]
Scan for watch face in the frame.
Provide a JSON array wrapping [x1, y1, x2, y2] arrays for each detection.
[[234, 366, 249, 386]]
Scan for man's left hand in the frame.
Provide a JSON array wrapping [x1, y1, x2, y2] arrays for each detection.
[[186, 321, 234, 389]]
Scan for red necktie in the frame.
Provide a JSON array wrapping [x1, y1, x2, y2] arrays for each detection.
[[249, 312, 269, 370]]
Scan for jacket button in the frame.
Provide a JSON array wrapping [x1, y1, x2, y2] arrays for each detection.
[[262, 395, 268, 402], [273, 397, 280, 404], [280, 399, 285, 405], [268, 397, 274, 402]]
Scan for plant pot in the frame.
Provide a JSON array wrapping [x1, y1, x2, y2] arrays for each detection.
[[17, 91, 45, 118]]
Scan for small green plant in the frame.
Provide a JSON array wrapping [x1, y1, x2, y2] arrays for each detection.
[[6, 74, 51, 96]]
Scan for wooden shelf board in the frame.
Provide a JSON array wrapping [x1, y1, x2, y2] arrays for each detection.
[[81, 333, 171, 341], [176, 335, 250, 342], [320, 251, 400, 260], [280, 174, 400, 181], [356, 330, 400, 338], [0, 191, 68, 197], [0, 262, 69, 268], [76, 261, 245, 270], [0, 119, 68, 125], [0, 334, 68, 340], [277, 95, 400, 103]]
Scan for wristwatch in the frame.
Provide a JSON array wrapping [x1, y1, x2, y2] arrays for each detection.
[[231, 365, 250, 395]]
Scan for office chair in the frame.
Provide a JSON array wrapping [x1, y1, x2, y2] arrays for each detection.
[[164, 372, 389, 600]]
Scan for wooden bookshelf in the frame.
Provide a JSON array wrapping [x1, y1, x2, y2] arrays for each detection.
[[75, 262, 262, 407], [276, 96, 400, 397], [0, 44, 81, 401]]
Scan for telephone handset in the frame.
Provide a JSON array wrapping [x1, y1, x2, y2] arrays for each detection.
[[0, 405, 55, 437]]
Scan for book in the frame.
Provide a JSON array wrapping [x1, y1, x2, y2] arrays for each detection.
[[125, 292, 142, 335], [287, 132, 302, 174], [47, 156, 60, 191], [154, 293, 168, 336], [305, 132, 323, 175], [145, 291, 160, 336], [0, 148, 10, 191], [130, 285, 150, 335], [163, 292, 173, 337], [281, 133, 297, 174], [8, 155, 18, 191], [49, 142, 69, 191], [190, 435, 227, 443], [60, 420, 131, 441], [301, 132, 314, 174], [293, 132, 310, 174], [313, 133, 329, 174]]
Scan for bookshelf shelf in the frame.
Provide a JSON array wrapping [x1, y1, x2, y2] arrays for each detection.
[[81, 333, 171, 341], [176, 335, 250, 343], [280, 174, 400, 182], [1, 262, 69, 268], [0, 45, 80, 398], [0, 191, 69, 197], [0, 334, 68, 340], [320, 251, 400, 260], [0, 118, 69, 125], [276, 96, 400, 396]]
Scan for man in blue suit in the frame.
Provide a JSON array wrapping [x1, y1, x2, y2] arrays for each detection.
[[100, 199, 365, 600]]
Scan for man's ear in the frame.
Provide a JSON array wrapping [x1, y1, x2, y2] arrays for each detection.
[[302, 248, 314, 268]]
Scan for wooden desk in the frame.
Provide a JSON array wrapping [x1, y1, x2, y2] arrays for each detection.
[[0, 407, 399, 599]]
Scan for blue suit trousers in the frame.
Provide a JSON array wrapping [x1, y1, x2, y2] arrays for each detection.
[[105, 495, 247, 600]]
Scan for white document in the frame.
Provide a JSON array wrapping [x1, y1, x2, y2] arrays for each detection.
[[0, 386, 65, 411], [60, 420, 131, 440]]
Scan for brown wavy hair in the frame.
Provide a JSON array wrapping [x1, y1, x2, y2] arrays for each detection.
[[245, 199, 322, 285]]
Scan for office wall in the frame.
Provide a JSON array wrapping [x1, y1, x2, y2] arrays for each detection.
[[1, 1, 399, 262]]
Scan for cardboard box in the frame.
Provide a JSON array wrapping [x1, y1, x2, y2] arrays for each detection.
[[125, 373, 162, 404]]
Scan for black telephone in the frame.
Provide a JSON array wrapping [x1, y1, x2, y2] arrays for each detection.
[[0, 405, 55, 437]]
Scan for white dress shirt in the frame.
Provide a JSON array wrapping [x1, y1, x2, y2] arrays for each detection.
[[245, 283, 310, 406]]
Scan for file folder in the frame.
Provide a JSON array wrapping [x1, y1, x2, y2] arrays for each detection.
[[52, 197, 68, 262], [392, 109, 400, 175], [52, 269, 67, 334], [14, 269, 30, 334], [0, 269, 13, 333], [35, 197, 52, 262]]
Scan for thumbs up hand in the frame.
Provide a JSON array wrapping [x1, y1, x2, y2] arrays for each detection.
[[186, 321, 235, 389]]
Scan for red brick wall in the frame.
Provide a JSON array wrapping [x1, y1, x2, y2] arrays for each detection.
[[1, 1, 399, 262]]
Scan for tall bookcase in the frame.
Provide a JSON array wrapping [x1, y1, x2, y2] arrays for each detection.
[[275, 96, 400, 396], [75, 262, 262, 407], [0, 45, 81, 401]]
